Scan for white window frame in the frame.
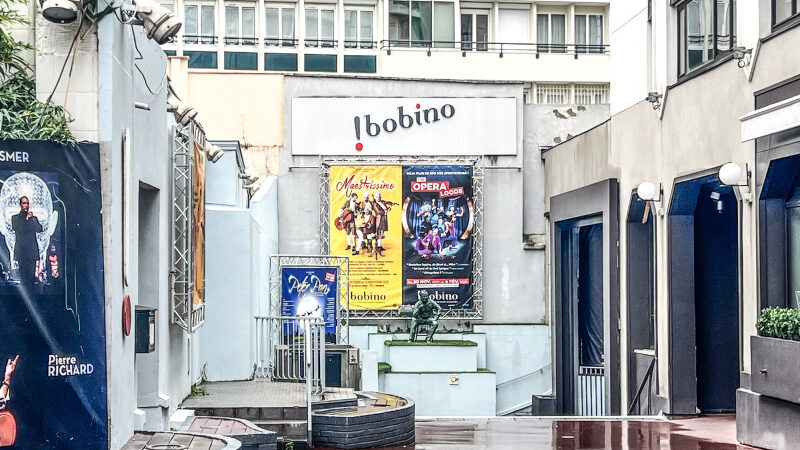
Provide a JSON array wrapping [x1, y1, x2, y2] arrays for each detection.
[[460, 9, 489, 52], [264, 4, 297, 48], [183, 1, 217, 45], [343, 7, 375, 49], [574, 13, 604, 53], [225, 3, 258, 46], [388, 0, 455, 48], [536, 12, 566, 53], [305, 5, 337, 48]]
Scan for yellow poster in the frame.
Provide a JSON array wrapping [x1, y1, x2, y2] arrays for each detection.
[[330, 166, 402, 309], [192, 143, 206, 307]]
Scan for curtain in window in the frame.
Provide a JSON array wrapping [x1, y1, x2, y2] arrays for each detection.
[[575, 15, 587, 46], [498, 9, 528, 50], [361, 11, 373, 46], [551, 14, 565, 52], [685, 0, 713, 72], [185, 5, 198, 42], [461, 14, 473, 50], [389, 1, 410, 44], [225, 6, 238, 40], [345, 10, 358, 47], [433, 2, 454, 47], [715, 0, 731, 51], [306, 9, 318, 44], [201, 5, 215, 43], [321, 10, 335, 45], [282, 9, 295, 43], [242, 7, 255, 42], [775, 0, 793, 24], [536, 14, 548, 52], [476, 14, 488, 50], [411, 1, 432, 46]]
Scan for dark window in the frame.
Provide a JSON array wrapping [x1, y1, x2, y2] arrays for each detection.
[[264, 53, 298, 71], [184, 51, 218, 69], [224, 52, 257, 70], [774, 0, 798, 27], [343, 55, 376, 73], [677, 0, 735, 77], [304, 54, 337, 72]]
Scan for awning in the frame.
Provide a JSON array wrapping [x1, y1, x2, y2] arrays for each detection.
[[740, 93, 800, 142]]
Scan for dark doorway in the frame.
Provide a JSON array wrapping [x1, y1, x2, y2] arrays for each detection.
[[626, 194, 656, 414], [557, 217, 605, 415], [668, 174, 739, 414]]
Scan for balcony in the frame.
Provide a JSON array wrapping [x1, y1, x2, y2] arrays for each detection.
[[378, 40, 610, 83]]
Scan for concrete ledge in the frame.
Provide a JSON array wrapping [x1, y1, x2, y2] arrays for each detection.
[[385, 340, 478, 372], [311, 393, 415, 449], [383, 371, 496, 416], [737, 388, 800, 450]]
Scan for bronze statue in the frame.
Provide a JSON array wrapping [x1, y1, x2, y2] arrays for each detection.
[[409, 290, 442, 342]]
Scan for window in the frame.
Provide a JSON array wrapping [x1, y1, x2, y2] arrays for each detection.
[[184, 2, 216, 44], [774, 0, 799, 27], [305, 7, 335, 47], [537, 13, 566, 53], [160, 2, 174, 13], [677, 0, 734, 76], [460, 10, 488, 51], [575, 14, 604, 53], [344, 8, 374, 48], [265, 6, 296, 46], [389, 1, 454, 48], [225, 4, 256, 45]]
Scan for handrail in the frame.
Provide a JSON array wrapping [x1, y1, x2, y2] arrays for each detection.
[[380, 39, 609, 57], [495, 363, 552, 389], [627, 356, 656, 416]]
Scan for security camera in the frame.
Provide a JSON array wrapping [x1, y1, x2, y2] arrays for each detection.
[[205, 143, 223, 163], [167, 93, 197, 127], [133, 0, 182, 44], [41, 0, 81, 24]]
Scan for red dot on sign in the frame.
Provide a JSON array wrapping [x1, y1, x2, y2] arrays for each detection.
[[416, 104, 420, 108], [355, 142, 363, 151]]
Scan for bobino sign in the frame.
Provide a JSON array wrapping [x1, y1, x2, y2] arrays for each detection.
[[0, 140, 107, 449], [291, 97, 517, 156]]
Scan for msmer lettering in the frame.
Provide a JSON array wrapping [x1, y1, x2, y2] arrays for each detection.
[[0, 151, 30, 163], [353, 103, 456, 141], [47, 354, 95, 377]]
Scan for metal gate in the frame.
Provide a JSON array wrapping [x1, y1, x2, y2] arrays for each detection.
[[577, 365, 606, 415]]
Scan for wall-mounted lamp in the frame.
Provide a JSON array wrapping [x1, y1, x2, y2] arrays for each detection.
[[637, 181, 664, 219], [646, 92, 662, 110], [733, 46, 752, 68], [719, 162, 752, 203]]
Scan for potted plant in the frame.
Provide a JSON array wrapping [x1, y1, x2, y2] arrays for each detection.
[[751, 307, 800, 404]]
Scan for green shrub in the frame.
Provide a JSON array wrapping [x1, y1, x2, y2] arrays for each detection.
[[756, 307, 800, 342]]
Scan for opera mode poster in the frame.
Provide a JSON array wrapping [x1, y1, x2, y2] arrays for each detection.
[[402, 166, 474, 309], [0, 140, 107, 448], [329, 165, 402, 310], [280, 267, 338, 341]]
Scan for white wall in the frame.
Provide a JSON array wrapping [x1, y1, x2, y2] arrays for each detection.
[[609, 0, 649, 115]]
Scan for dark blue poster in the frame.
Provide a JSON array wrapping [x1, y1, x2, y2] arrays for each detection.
[[280, 267, 338, 342], [401, 165, 474, 308], [0, 140, 106, 448]]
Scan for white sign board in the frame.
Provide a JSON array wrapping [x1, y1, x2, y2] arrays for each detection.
[[291, 97, 517, 156]]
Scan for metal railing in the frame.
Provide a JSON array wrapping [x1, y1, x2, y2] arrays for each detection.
[[577, 365, 606, 416], [380, 40, 609, 57], [183, 34, 218, 45], [254, 315, 326, 394], [628, 357, 656, 416]]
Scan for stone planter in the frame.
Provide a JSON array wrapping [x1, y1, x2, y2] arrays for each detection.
[[750, 335, 800, 404]]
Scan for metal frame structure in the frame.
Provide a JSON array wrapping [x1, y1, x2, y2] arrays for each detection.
[[319, 156, 484, 320], [170, 123, 206, 332], [268, 255, 351, 345]]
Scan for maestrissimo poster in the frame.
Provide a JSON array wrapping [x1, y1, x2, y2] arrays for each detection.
[[0, 140, 107, 449], [329, 166, 403, 309], [329, 165, 474, 310]]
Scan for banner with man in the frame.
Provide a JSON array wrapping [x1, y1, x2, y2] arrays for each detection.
[[0, 140, 106, 449]]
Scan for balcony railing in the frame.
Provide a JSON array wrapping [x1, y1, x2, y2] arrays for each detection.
[[381, 40, 609, 58], [344, 40, 378, 49], [223, 36, 258, 46], [304, 38, 338, 48], [183, 34, 217, 45]]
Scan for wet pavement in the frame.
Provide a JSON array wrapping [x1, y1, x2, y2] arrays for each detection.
[[318, 415, 755, 449]]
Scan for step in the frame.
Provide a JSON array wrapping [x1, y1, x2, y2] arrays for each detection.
[[194, 406, 307, 421], [385, 340, 478, 372], [254, 419, 308, 440]]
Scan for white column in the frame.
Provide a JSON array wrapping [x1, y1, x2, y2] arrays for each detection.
[[258, 0, 265, 70], [217, 0, 224, 69], [530, 2, 536, 47], [337, 0, 345, 72], [298, 0, 305, 71], [492, 1, 499, 43], [567, 3, 574, 47]]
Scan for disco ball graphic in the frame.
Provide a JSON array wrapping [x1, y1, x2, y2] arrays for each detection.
[[0, 173, 58, 263]]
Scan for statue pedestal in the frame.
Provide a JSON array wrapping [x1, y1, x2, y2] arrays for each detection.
[[380, 339, 496, 416], [385, 340, 478, 372]]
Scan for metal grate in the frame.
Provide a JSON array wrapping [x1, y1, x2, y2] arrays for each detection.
[[536, 84, 571, 105], [574, 84, 609, 105], [319, 156, 484, 320], [577, 365, 606, 416]]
